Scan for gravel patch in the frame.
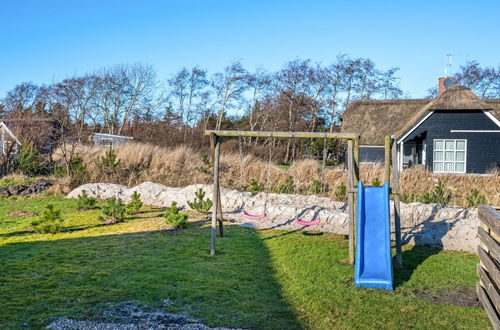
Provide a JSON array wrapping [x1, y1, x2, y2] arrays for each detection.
[[46, 301, 241, 330]]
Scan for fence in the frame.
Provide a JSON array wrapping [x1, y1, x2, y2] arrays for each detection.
[[477, 205, 500, 329]]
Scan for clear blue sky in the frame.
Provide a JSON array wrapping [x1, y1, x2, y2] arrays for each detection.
[[1, 0, 499, 98]]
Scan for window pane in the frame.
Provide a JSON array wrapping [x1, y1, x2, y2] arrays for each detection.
[[456, 162, 465, 172], [434, 151, 443, 161], [456, 140, 466, 150], [445, 162, 454, 172], [434, 162, 443, 172], [456, 151, 465, 161], [445, 151, 454, 161], [445, 140, 455, 150], [435, 140, 444, 150]]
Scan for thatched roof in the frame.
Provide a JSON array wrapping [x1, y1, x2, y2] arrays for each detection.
[[341, 99, 430, 145], [341, 86, 500, 145]]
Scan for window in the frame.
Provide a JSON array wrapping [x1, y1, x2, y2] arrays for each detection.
[[433, 139, 466, 173]]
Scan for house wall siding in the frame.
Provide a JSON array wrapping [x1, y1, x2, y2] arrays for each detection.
[[403, 110, 500, 173]]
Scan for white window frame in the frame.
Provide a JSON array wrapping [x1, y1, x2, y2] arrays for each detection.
[[433, 139, 467, 174]]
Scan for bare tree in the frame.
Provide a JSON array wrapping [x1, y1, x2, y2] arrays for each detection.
[[275, 59, 314, 162], [322, 57, 346, 129], [2, 82, 40, 114], [211, 61, 249, 130], [168, 67, 189, 124], [92, 63, 164, 135], [354, 58, 378, 100], [246, 68, 271, 133], [378, 67, 403, 100], [452, 60, 499, 98]]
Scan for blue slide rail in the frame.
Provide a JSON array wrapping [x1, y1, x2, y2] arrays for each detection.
[[354, 181, 393, 290]]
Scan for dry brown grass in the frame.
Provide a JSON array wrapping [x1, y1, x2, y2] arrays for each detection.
[[53, 142, 499, 207]]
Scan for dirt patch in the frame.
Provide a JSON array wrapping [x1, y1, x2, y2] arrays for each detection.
[[46, 301, 239, 329], [7, 211, 37, 217], [411, 288, 481, 307]]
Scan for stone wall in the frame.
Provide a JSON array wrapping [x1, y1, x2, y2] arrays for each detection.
[[67, 182, 479, 253]]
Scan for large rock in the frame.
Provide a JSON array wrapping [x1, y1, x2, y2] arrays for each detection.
[[67, 182, 480, 253], [67, 183, 129, 200]]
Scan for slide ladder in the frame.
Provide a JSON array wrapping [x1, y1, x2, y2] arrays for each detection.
[[354, 181, 393, 290]]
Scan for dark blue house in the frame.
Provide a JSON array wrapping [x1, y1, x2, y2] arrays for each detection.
[[341, 85, 500, 174]]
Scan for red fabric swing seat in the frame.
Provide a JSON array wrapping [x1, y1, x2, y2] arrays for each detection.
[[295, 218, 320, 226], [242, 211, 267, 220]]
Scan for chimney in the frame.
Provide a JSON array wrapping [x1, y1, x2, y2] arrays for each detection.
[[438, 77, 446, 95]]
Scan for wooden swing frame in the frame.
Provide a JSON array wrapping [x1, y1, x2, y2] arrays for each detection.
[[205, 130, 402, 267]]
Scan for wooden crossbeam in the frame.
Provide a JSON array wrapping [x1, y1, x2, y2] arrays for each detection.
[[204, 130, 359, 140]]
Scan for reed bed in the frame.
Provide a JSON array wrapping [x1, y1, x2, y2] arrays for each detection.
[[54, 142, 499, 207]]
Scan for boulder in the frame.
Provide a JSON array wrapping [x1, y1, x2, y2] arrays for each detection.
[[67, 182, 481, 253], [0, 187, 9, 197], [8, 185, 25, 195]]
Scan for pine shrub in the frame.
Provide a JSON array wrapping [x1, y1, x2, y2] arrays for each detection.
[[164, 201, 188, 228], [77, 190, 97, 210], [309, 179, 322, 194], [13, 143, 52, 176], [419, 182, 451, 205], [187, 188, 213, 213], [334, 183, 347, 201], [194, 153, 212, 174], [126, 191, 143, 215], [247, 179, 264, 195], [371, 178, 381, 187], [31, 204, 64, 234], [99, 197, 126, 224], [275, 176, 295, 194], [466, 189, 487, 207], [101, 146, 121, 174]]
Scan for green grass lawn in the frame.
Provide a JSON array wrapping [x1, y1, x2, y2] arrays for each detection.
[[0, 197, 489, 329]]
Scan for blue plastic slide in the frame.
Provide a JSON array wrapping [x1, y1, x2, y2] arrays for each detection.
[[354, 181, 393, 290]]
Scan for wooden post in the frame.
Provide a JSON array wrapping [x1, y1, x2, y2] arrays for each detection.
[[210, 134, 221, 256], [347, 139, 355, 264], [353, 138, 360, 185], [384, 136, 391, 185], [391, 137, 403, 267], [217, 189, 224, 237], [210, 134, 224, 238]]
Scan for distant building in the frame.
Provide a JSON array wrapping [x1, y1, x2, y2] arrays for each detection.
[[0, 122, 21, 156], [92, 133, 133, 147], [341, 82, 500, 174]]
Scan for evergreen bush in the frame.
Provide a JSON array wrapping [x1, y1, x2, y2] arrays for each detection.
[[100, 146, 121, 174], [31, 204, 64, 234], [99, 197, 126, 224], [309, 179, 322, 194], [275, 176, 294, 194], [419, 182, 451, 205], [77, 190, 97, 210], [247, 179, 264, 195], [164, 201, 188, 228], [126, 191, 143, 215], [187, 188, 213, 212], [13, 143, 52, 176], [466, 189, 487, 207], [334, 183, 347, 201]]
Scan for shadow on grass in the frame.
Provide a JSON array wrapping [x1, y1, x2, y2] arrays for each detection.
[[393, 245, 441, 288], [392, 205, 462, 288], [0, 222, 301, 329], [0, 230, 33, 237]]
